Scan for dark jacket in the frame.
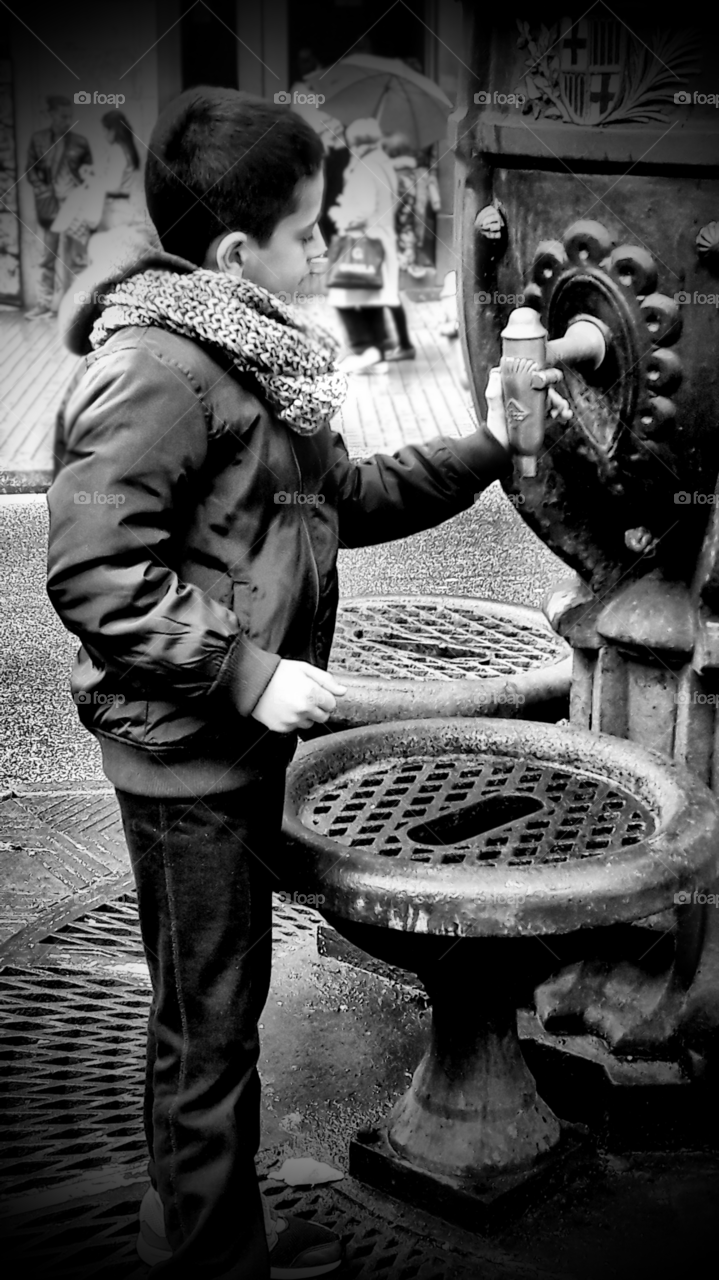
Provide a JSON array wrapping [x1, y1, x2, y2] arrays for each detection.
[[26, 128, 93, 227], [47, 250, 509, 796]]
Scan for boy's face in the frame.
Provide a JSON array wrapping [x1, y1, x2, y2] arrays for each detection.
[[210, 169, 327, 296]]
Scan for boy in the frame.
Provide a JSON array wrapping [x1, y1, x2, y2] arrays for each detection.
[[47, 88, 562, 1278]]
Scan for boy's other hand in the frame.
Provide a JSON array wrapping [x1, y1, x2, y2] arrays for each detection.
[[251, 660, 347, 733]]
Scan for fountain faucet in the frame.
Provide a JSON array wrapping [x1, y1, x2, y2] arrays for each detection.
[[500, 307, 610, 477]]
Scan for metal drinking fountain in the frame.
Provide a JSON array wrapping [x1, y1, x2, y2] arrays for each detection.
[[281, 2, 719, 1230]]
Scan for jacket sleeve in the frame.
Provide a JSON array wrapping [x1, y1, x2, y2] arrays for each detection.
[[71, 134, 93, 180], [327, 425, 511, 548], [25, 133, 46, 191], [46, 344, 280, 717]]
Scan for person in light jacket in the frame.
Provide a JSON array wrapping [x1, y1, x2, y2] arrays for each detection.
[[327, 118, 400, 372]]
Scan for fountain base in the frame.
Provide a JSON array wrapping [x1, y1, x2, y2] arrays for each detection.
[[350, 1121, 591, 1233]]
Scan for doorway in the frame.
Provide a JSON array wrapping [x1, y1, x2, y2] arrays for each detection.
[[180, 0, 239, 90]]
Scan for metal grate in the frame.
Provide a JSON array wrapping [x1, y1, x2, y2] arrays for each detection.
[[301, 754, 655, 868], [331, 599, 566, 680], [16, 789, 127, 856], [0, 960, 482, 1275], [0, 966, 148, 1197], [1, 1178, 484, 1278], [33, 892, 319, 962], [0, 899, 324, 1198]]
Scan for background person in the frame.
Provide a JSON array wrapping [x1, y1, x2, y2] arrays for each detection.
[[94, 109, 145, 232], [414, 149, 441, 271], [381, 131, 419, 360], [25, 94, 92, 318], [51, 112, 148, 296], [327, 117, 399, 373]]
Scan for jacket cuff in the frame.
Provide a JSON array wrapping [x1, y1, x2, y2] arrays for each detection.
[[215, 635, 282, 717], [446, 424, 513, 491]]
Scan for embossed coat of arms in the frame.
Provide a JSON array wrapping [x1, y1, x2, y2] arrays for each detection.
[[515, 15, 701, 125]]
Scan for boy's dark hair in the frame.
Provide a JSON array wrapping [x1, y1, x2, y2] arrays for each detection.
[[145, 88, 325, 264]]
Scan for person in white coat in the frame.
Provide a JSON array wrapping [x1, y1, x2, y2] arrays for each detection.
[[327, 118, 400, 372]]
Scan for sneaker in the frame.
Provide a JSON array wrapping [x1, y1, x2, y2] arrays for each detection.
[[383, 346, 416, 362], [137, 1186, 170, 1266], [266, 1207, 342, 1278], [137, 1187, 343, 1278], [338, 346, 382, 374]]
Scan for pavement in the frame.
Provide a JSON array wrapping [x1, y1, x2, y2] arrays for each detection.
[[0, 290, 476, 487], [1, 304, 717, 1277]]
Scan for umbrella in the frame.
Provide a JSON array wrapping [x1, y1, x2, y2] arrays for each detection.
[[308, 54, 453, 150]]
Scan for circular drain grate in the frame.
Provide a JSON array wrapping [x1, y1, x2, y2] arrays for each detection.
[[301, 754, 655, 868], [331, 597, 567, 680]]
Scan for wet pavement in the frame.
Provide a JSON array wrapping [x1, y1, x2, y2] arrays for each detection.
[[1, 779, 717, 1280]]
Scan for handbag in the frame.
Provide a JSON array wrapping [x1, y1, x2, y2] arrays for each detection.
[[327, 233, 385, 289]]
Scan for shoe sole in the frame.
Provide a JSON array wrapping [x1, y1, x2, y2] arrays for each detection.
[[138, 1232, 342, 1278], [137, 1230, 171, 1266], [270, 1262, 342, 1279]]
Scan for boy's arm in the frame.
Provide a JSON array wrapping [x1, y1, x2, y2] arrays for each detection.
[[329, 421, 511, 549], [47, 346, 280, 717]]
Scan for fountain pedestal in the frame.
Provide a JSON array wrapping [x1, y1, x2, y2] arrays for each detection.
[[283, 719, 718, 1227]]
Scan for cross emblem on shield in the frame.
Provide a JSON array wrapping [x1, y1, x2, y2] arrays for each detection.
[[558, 16, 626, 123]]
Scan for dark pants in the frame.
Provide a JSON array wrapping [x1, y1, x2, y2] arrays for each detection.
[[336, 305, 412, 355], [36, 223, 88, 311], [36, 225, 60, 310], [336, 305, 388, 354], [389, 305, 412, 351], [116, 777, 286, 1278]]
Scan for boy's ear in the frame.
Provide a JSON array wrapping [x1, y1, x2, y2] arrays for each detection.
[[214, 231, 247, 277]]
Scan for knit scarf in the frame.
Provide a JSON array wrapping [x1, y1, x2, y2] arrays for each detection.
[[89, 267, 347, 436]]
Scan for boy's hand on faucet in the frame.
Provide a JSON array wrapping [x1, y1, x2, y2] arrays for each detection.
[[252, 659, 347, 733], [482, 365, 572, 453]]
